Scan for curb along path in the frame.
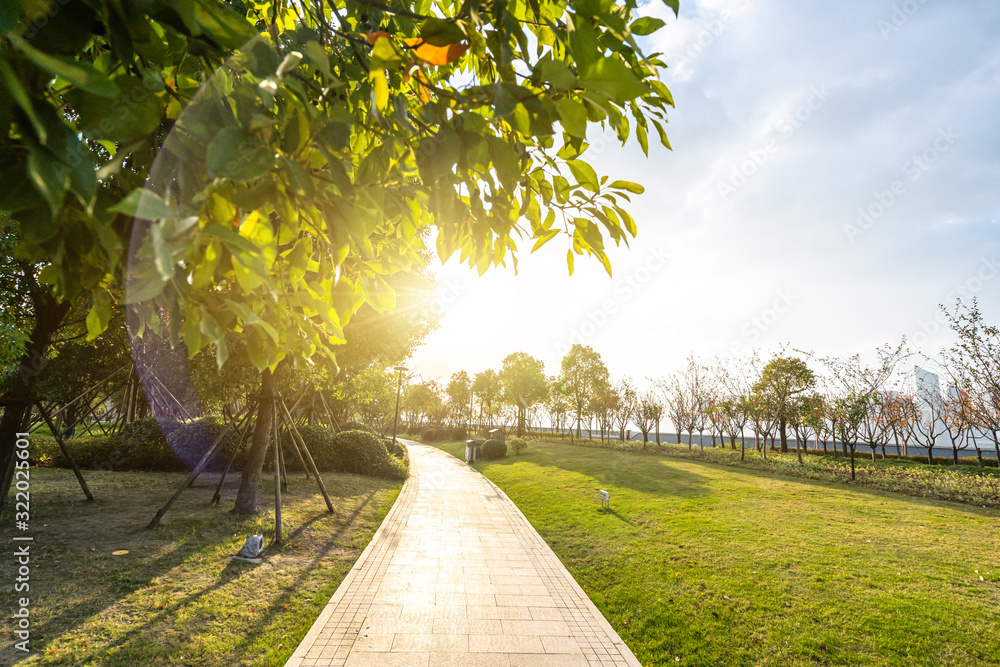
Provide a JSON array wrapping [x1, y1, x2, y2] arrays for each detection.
[[285, 441, 641, 667]]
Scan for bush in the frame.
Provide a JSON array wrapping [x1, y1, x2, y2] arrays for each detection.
[[168, 417, 241, 472], [338, 420, 373, 434], [450, 426, 467, 441], [509, 437, 528, 456], [283, 424, 342, 472], [481, 439, 507, 460], [332, 429, 395, 477]]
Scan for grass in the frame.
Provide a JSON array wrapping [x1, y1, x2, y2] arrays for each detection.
[[432, 439, 1000, 666], [0, 467, 400, 666], [547, 436, 1000, 508]]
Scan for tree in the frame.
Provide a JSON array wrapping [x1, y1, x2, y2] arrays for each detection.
[[545, 376, 571, 436], [1, 0, 674, 509], [446, 371, 473, 428], [941, 299, 1000, 464], [473, 369, 502, 430], [788, 393, 824, 465], [498, 352, 547, 437], [403, 380, 443, 426], [610, 378, 637, 441], [752, 356, 816, 453], [560, 344, 609, 438], [634, 391, 662, 449]]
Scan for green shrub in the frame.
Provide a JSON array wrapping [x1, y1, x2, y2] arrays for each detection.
[[481, 439, 507, 460], [168, 417, 241, 472], [332, 429, 392, 476], [339, 420, 372, 433], [377, 454, 409, 480], [420, 426, 438, 442], [283, 424, 342, 472], [450, 426, 467, 441], [509, 437, 528, 456]]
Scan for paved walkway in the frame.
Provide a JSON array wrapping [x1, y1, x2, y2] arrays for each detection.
[[285, 442, 641, 667]]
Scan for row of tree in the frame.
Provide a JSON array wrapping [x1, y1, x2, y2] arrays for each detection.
[[381, 300, 1000, 479]]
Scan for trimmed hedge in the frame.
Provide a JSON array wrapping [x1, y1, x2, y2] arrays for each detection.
[[30, 420, 409, 481], [481, 439, 507, 460], [509, 436, 528, 456], [338, 420, 373, 434]]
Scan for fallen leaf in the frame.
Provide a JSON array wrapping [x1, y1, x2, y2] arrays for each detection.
[[112, 550, 129, 556]]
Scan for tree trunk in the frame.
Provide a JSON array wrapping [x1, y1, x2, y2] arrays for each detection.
[[233, 369, 276, 515], [779, 418, 788, 453], [0, 297, 72, 510]]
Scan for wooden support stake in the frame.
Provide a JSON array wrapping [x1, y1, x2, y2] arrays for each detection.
[[317, 390, 340, 432], [211, 401, 258, 505], [272, 402, 283, 546], [276, 404, 310, 478], [279, 397, 334, 513], [146, 404, 255, 529], [274, 403, 288, 492], [36, 402, 93, 501]]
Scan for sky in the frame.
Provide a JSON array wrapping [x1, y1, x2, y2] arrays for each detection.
[[409, 0, 1000, 387]]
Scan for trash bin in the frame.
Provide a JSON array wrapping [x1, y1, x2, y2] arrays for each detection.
[[465, 440, 476, 464]]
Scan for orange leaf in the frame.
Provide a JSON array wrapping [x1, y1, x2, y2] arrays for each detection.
[[403, 38, 468, 66], [366, 31, 392, 45]]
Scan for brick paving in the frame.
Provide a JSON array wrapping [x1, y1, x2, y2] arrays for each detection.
[[284, 441, 641, 667]]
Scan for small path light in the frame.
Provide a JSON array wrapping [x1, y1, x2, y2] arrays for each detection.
[[465, 439, 477, 464], [599, 488, 610, 511]]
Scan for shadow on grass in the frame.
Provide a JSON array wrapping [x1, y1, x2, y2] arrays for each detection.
[[541, 439, 1000, 519], [84, 489, 380, 665], [473, 443, 713, 500]]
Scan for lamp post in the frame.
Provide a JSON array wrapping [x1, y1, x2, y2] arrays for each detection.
[[391, 365, 408, 447]]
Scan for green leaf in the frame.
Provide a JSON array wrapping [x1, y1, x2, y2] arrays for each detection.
[[109, 189, 178, 219], [26, 146, 67, 215], [580, 58, 649, 105], [151, 225, 173, 279], [0, 57, 46, 143], [66, 74, 163, 142], [125, 272, 169, 304], [567, 249, 575, 276], [555, 98, 588, 138], [566, 159, 599, 193], [206, 127, 275, 182], [7, 34, 119, 98], [85, 289, 113, 340], [192, 0, 258, 50], [537, 57, 578, 91], [609, 180, 645, 194], [419, 18, 466, 47], [663, 0, 680, 17], [630, 17, 666, 35]]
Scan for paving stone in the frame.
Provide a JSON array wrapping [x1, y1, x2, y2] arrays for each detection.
[[284, 443, 641, 667]]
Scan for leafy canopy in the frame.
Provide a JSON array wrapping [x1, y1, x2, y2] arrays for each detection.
[[1, 0, 675, 374]]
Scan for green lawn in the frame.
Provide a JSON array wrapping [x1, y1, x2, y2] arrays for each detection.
[[0, 468, 400, 666], [433, 439, 1000, 666]]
